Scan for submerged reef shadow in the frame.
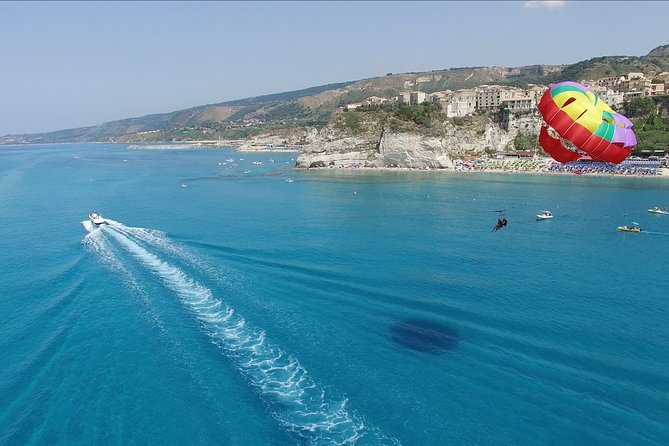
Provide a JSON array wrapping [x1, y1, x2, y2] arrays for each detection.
[[389, 319, 458, 354]]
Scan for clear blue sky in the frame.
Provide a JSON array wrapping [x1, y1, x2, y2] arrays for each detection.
[[1, 1, 668, 135]]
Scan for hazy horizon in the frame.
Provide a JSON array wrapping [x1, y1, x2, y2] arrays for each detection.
[[2, 1, 668, 136]]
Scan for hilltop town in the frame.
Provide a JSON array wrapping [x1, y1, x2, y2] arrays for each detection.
[[342, 70, 667, 117]]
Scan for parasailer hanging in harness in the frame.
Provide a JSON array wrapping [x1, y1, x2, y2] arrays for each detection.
[[492, 210, 508, 232]]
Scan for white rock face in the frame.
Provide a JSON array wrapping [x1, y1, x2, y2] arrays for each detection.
[[379, 133, 449, 168], [295, 112, 544, 169]]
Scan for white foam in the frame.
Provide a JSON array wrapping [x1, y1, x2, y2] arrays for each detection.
[[81, 220, 96, 233], [102, 224, 375, 444], [109, 221, 244, 294]]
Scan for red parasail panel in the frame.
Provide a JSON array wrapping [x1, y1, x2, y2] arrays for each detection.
[[539, 126, 582, 163]]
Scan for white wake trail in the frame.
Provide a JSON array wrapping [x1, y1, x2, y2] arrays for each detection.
[[106, 219, 241, 289], [101, 223, 383, 445]]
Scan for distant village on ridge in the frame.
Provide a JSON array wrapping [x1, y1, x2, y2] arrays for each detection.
[[342, 71, 667, 117]]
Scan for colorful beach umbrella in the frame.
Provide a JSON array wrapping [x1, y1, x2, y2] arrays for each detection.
[[537, 81, 637, 164]]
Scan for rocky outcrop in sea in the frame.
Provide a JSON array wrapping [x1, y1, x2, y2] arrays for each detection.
[[295, 111, 543, 169]]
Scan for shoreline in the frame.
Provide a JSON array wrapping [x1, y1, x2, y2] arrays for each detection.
[[298, 164, 669, 179], [127, 142, 241, 150], [126, 142, 300, 152]]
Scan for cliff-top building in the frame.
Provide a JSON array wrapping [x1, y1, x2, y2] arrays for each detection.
[[409, 91, 427, 105], [397, 91, 411, 104], [445, 89, 476, 118], [475, 85, 508, 111]]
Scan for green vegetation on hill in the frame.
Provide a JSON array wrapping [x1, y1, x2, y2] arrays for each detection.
[[388, 102, 442, 127], [513, 132, 541, 152], [221, 81, 354, 106], [648, 44, 669, 58], [624, 96, 669, 153], [545, 56, 669, 84], [353, 101, 443, 130]]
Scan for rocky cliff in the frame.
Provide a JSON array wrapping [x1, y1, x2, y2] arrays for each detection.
[[295, 111, 543, 169]]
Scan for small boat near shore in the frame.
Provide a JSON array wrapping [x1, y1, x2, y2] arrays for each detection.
[[617, 225, 642, 233], [536, 210, 553, 220], [648, 207, 668, 215], [89, 211, 106, 226]]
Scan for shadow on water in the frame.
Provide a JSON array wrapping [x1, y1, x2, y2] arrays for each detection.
[[389, 319, 459, 354]]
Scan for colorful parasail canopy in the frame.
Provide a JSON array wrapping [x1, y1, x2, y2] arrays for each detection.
[[537, 81, 637, 164]]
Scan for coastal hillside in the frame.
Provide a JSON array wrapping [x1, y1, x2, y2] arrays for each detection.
[[1, 44, 668, 145]]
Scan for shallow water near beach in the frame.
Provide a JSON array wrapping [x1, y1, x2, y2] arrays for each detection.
[[1, 143, 668, 445]]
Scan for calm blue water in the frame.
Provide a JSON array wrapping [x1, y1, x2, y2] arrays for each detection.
[[1, 143, 668, 445]]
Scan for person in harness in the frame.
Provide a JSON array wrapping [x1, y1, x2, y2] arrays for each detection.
[[492, 210, 508, 232]]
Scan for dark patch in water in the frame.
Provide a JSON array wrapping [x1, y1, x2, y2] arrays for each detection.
[[390, 319, 458, 354]]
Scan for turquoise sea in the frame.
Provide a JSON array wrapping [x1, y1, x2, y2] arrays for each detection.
[[1, 143, 668, 445]]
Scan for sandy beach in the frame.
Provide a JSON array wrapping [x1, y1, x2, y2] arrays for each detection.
[[299, 158, 669, 178]]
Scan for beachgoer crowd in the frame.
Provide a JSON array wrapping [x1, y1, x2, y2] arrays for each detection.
[[303, 156, 663, 176], [548, 158, 660, 175]]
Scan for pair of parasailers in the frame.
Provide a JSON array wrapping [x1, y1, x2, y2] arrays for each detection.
[[492, 217, 507, 232], [491, 209, 508, 232]]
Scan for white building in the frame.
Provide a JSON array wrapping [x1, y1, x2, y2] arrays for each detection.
[[475, 85, 523, 111], [502, 97, 535, 111], [428, 91, 452, 104], [397, 92, 411, 104], [476, 86, 505, 110], [410, 91, 427, 105], [650, 83, 665, 96], [362, 96, 388, 106], [445, 89, 476, 117], [600, 90, 624, 108], [597, 76, 624, 90]]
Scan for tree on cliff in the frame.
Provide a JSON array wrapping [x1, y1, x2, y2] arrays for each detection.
[[624, 96, 669, 153]]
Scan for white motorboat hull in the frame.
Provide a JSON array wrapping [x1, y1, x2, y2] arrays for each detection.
[[536, 215, 554, 220], [88, 212, 106, 227]]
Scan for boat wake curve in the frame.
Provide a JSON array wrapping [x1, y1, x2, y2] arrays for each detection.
[[84, 221, 398, 445], [640, 231, 669, 237]]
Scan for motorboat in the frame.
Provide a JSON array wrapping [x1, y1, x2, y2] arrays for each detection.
[[648, 207, 669, 215], [536, 210, 554, 220], [181, 183, 188, 188], [88, 212, 106, 226], [617, 225, 642, 233]]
